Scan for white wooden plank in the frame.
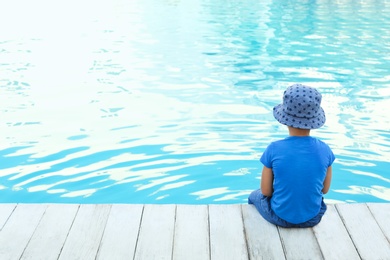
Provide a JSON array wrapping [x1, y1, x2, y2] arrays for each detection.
[[336, 203, 390, 259], [173, 205, 210, 260], [134, 204, 176, 260], [242, 204, 286, 260], [313, 204, 360, 260], [0, 204, 16, 230], [209, 204, 248, 260], [20, 204, 79, 260], [368, 203, 390, 242], [278, 227, 323, 260], [59, 204, 111, 260], [0, 204, 47, 260], [97, 204, 144, 260]]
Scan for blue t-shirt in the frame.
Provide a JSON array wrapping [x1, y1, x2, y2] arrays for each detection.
[[260, 136, 335, 224]]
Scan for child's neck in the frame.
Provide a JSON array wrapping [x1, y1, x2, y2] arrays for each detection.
[[288, 126, 311, 136]]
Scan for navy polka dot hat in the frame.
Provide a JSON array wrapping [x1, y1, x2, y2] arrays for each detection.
[[273, 84, 326, 129]]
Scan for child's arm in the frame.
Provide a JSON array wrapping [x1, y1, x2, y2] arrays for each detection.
[[261, 166, 274, 197], [322, 166, 332, 194]]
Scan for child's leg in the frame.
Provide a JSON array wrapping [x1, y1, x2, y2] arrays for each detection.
[[248, 189, 293, 227], [248, 190, 327, 228]]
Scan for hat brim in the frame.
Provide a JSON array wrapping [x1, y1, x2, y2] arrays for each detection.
[[273, 104, 326, 129]]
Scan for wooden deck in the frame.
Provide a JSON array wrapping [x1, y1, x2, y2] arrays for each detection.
[[0, 203, 389, 260]]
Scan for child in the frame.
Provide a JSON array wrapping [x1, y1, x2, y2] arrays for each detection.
[[249, 84, 335, 228]]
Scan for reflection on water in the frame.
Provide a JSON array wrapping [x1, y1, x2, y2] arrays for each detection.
[[1, 0, 390, 203]]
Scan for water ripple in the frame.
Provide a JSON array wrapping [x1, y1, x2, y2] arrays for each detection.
[[1, 0, 390, 203]]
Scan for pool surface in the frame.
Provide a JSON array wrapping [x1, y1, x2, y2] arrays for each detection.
[[1, 0, 390, 204]]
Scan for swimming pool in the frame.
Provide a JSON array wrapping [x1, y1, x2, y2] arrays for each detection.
[[1, 0, 390, 204]]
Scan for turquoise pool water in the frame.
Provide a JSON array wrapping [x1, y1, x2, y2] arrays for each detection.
[[1, 0, 390, 204]]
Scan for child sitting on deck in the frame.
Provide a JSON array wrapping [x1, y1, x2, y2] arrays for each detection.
[[249, 84, 335, 228]]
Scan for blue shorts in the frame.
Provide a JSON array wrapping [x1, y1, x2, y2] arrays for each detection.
[[248, 189, 327, 228]]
